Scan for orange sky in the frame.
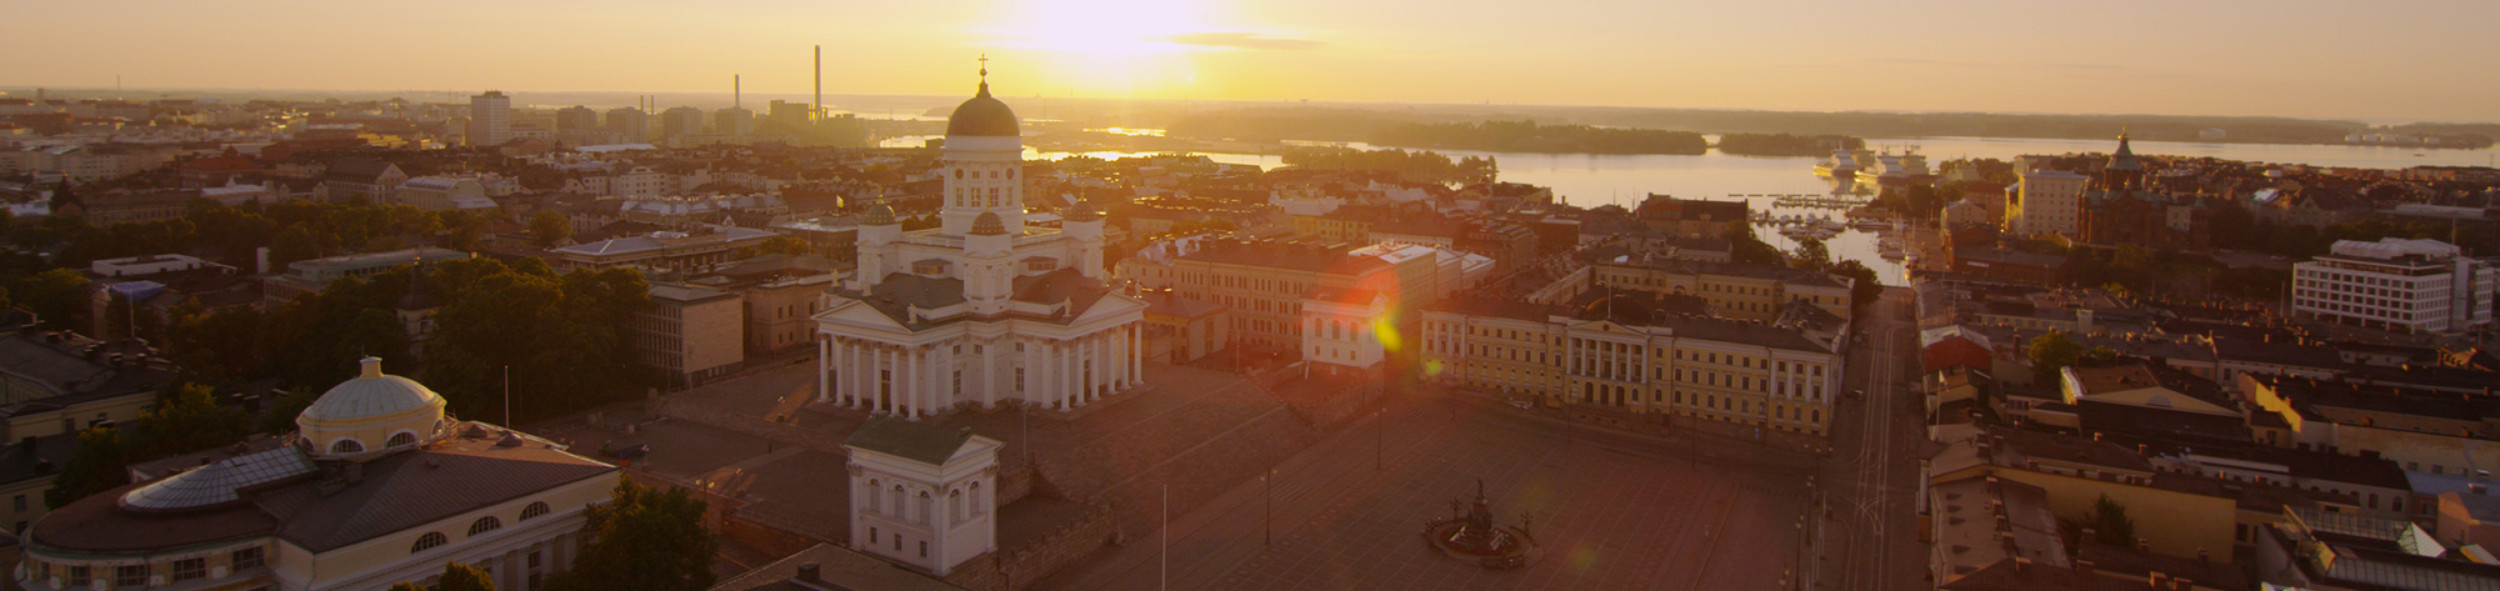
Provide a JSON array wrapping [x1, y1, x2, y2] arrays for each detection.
[[6, 0, 2497, 122]]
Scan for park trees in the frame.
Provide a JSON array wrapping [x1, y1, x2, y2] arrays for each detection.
[[545, 481, 717, 591]]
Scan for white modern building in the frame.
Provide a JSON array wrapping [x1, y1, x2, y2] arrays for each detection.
[[467, 91, 511, 147], [2006, 169, 2086, 237], [814, 72, 1148, 418], [2292, 238, 2496, 335], [843, 417, 1000, 576]]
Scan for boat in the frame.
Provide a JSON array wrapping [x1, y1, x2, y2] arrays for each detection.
[[1812, 149, 1861, 179], [1855, 148, 1932, 186]]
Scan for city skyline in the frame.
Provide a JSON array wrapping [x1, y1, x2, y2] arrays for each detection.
[[5, 0, 2499, 123]]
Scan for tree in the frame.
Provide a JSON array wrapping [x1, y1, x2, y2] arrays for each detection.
[[2085, 494, 2137, 547], [133, 384, 253, 457], [9, 268, 92, 330], [529, 211, 572, 248], [2026, 331, 2085, 388], [1830, 259, 1883, 310], [437, 562, 497, 591], [1726, 220, 1786, 266], [746, 235, 813, 258], [547, 481, 717, 591], [1791, 238, 1832, 272], [258, 387, 318, 436], [46, 427, 132, 509]]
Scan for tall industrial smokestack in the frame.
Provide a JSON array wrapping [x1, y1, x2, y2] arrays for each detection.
[[734, 75, 741, 109], [813, 45, 822, 123]]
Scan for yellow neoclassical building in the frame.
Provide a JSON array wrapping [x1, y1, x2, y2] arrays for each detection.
[[1588, 258, 1853, 322], [1422, 292, 1849, 436], [16, 358, 618, 591]]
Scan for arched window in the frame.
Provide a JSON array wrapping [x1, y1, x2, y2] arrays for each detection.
[[330, 439, 364, 454], [519, 502, 550, 521], [950, 490, 964, 524], [917, 491, 932, 523], [970, 482, 984, 517], [891, 485, 904, 515], [386, 432, 418, 448], [953, 169, 963, 179], [468, 516, 502, 536], [411, 532, 447, 554]]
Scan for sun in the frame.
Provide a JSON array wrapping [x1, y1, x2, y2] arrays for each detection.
[[981, 0, 1220, 95]]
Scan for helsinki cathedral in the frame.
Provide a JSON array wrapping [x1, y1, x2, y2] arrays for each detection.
[[814, 65, 1147, 418]]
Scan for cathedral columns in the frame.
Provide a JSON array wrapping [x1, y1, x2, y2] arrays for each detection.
[[985, 340, 1005, 408], [873, 345, 889, 414], [1066, 340, 1081, 409], [907, 346, 924, 420]]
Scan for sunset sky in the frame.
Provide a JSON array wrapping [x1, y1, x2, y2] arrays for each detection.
[[8, 0, 2498, 122]]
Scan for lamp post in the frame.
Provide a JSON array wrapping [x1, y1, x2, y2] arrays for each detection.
[[1264, 467, 1274, 546]]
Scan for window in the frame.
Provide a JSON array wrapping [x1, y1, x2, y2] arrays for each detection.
[[233, 546, 265, 570], [330, 439, 365, 454], [68, 566, 91, 587], [173, 557, 207, 582], [920, 541, 930, 558], [870, 527, 879, 544], [521, 502, 550, 521], [116, 565, 147, 587], [413, 532, 448, 554], [470, 516, 503, 536], [11, 494, 21, 512], [918, 491, 932, 523], [387, 432, 419, 447]]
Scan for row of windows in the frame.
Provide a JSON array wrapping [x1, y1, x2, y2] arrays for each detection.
[[412, 502, 553, 554], [864, 478, 987, 525], [29, 547, 260, 587]]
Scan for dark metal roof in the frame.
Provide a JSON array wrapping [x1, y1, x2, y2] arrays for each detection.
[[843, 417, 974, 466]]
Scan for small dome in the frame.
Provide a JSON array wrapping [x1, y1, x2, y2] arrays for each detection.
[[302, 357, 443, 423], [946, 83, 1020, 138], [1065, 197, 1103, 222], [970, 211, 1008, 236], [863, 202, 897, 226]]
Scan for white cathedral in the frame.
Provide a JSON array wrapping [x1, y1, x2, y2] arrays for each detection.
[[814, 70, 1148, 418]]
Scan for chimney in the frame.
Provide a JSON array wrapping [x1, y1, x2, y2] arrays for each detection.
[[796, 563, 822, 583], [2197, 548, 2209, 563]]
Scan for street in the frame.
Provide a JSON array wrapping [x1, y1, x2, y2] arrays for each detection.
[[1814, 287, 1929, 591]]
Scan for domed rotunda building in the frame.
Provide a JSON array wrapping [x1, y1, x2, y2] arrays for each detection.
[[18, 358, 617, 591]]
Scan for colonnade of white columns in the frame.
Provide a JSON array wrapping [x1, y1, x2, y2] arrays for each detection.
[[818, 321, 1146, 420]]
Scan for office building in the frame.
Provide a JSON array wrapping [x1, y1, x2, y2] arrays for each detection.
[[2292, 238, 2496, 335]]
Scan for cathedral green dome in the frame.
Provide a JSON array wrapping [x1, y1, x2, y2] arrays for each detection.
[[946, 83, 1019, 138]]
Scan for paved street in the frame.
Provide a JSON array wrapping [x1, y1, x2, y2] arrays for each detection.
[[1034, 388, 1810, 591], [1813, 287, 1930, 591]]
